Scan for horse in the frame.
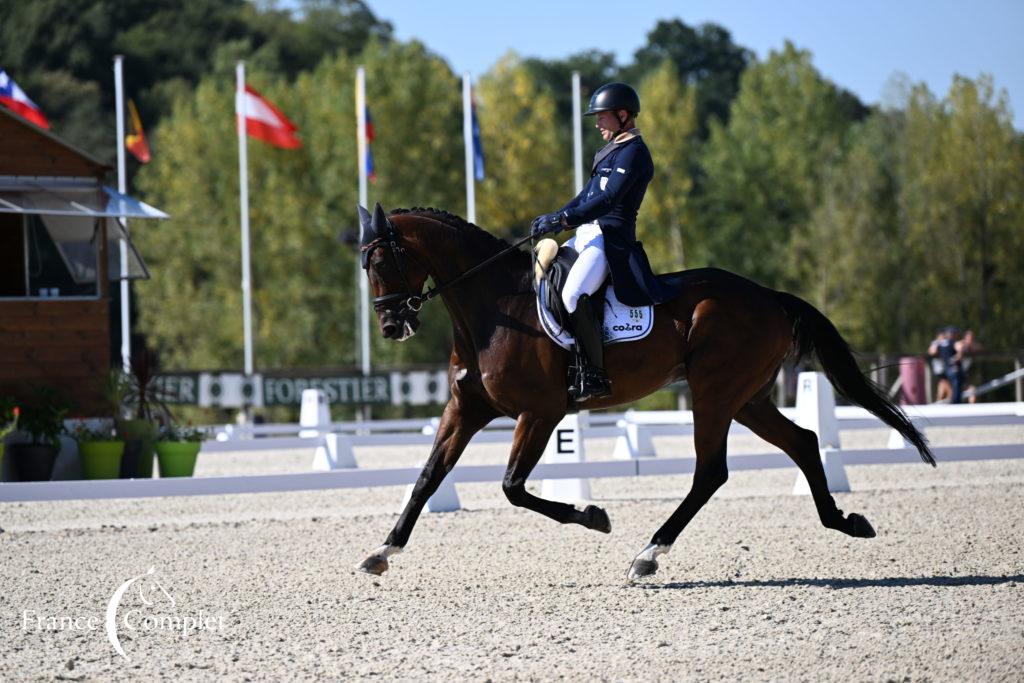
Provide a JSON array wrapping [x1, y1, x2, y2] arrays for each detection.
[[355, 204, 934, 580]]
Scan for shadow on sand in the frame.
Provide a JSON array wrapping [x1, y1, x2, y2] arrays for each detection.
[[639, 574, 1024, 590]]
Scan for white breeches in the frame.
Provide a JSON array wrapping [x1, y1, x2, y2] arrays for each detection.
[[562, 222, 609, 313]]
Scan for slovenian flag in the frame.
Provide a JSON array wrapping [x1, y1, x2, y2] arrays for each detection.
[[365, 106, 376, 182], [0, 69, 50, 129], [236, 84, 301, 149], [471, 98, 484, 181]]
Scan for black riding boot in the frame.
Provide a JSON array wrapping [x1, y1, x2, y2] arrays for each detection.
[[568, 294, 612, 401]]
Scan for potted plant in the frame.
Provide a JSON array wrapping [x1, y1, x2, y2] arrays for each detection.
[[72, 421, 124, 480], [115, 351, 171, 479], [0, 397, 19, 481], [155, 423, 208, 478], [8, 387, 69, 482]]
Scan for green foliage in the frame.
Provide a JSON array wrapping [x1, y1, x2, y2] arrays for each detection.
[[636, 61, 699, 270], [157, 422, 209, 442], [71, 421, 119, 443], [0, 398, 19, 439], [625, 19, 752, 138], [476, 53, 572, 233], [16, 388, 70, 447], [698, 42, 856, 289], [0, 0, 391, 161]]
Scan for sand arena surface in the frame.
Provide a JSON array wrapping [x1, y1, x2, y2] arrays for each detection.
[[1, 425, 1022, 681]]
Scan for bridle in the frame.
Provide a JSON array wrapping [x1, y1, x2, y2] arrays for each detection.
[[361, 214, 535, 317]]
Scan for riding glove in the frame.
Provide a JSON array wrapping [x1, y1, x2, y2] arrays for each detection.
[[531, 212, 565, 237]]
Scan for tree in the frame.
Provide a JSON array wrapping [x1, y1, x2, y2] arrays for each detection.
[[475, 53, 571, 235], [698, 42, 855, 290], [626, 19, 752, 138], [132, 41, 466, 372], [636, 61, 699, 271]]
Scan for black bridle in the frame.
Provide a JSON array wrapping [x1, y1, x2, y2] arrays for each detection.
[[361, 214, 536, 317]]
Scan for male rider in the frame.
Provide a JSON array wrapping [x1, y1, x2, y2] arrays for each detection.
[[532, 82, 677, 402]]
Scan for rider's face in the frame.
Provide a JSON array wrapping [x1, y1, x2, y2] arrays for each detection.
[[595, 110, 627, 141]]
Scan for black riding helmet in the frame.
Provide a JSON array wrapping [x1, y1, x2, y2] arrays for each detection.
[[584, 82, 641, 117]]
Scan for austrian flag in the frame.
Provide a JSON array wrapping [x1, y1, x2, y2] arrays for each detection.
[[235, 84, 301, 149], [0, 69, 49, 129]]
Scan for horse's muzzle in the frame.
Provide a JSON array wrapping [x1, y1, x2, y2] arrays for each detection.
[[380, 312, 420, 341]]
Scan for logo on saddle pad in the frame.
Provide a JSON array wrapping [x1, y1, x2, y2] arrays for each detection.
[[536, 280, 654, 350]]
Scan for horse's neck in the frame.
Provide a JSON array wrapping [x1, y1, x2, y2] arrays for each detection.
[[406, 217, 526, 355]]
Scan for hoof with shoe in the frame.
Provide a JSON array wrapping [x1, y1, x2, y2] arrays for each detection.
[[845, 512, 876, 538], [627, 558, 658, 581], [583, 505, 612, 533], [357, 554, 389, 576]]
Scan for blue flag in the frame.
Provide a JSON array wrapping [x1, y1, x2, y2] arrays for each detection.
[[471, 99, 485, 181]]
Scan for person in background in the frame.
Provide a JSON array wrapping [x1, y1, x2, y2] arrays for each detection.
[[929, 326, 964, 403], [957, 329, 983, 403]]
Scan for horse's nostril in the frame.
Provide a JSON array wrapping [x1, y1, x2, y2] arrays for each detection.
[[382, 322, 397, 337]]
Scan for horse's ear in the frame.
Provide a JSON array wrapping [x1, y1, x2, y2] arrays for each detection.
[[358, 204, 375, 242], [371, 202, 389, 239]]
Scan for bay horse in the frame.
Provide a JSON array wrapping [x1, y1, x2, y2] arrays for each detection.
[[355, 205, 934, 580]]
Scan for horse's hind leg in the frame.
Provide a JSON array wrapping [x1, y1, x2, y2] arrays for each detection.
[[627, 410, 732, 580], [501, 413, 612, 533], [735, 397, 875, 538]]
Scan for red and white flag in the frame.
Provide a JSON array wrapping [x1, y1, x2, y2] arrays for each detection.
[[235, 84, 301, 149], [0, 69, 50, 129]]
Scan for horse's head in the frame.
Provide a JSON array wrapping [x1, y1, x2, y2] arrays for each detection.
[[358, 204, 429, 341]]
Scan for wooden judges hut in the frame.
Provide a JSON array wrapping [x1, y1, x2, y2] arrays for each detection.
[[0, 107, 167, 414]]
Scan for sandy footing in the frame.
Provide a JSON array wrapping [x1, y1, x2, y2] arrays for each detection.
[[1, 425, 1022, 680]]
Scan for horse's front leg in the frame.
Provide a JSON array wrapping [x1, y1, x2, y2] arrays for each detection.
[[357, 397, 495, 576], [501, 412, 612, 533]]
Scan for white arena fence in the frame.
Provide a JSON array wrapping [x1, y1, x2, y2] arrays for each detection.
[[1, 373, 1022, 506]]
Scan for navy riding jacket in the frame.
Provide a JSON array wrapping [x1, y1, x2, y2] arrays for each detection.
[[558, 132, 678, 306]]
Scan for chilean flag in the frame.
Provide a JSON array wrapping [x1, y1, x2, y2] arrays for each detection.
[[235, 84, 301, 149], [0, 69, 50, 129]]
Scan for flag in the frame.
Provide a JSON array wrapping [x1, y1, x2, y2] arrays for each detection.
[[235, 84, 301, 149], [364, 106, 376, 182], [0, 69, 49, 129], [471, 98, 485, 181], [125, 99, 151, 163]]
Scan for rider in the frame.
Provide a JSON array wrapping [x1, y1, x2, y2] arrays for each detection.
[[532, 82, 677, 402]]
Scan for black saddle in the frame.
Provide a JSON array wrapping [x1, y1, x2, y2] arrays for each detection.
[[533, 241, 607, 336]]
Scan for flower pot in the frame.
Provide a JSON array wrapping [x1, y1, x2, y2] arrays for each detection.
[[78, 441, 125, 480], [116, 419, 157, 479], [155, 441, 201, 478], [8, 443, 59, 481]]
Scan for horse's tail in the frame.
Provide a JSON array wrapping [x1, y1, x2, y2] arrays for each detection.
[[775, 291, 935, 467]]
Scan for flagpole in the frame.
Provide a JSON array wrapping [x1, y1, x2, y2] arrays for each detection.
[[355, 66, 371, 381], [572, 71, 584, 193], [113, 56, 131, 373], [462, 72, 476, 224], [236, 61, 255, 377]]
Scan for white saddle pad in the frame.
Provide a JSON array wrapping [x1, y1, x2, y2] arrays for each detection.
[[536, 280, 654, 350]]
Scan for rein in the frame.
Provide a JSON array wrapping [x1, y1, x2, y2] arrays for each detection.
[[362, 228, 536, 315]]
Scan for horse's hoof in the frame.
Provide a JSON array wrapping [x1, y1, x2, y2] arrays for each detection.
[[627, 558, 658, 581], [583, 505, 612, 533], [845, 513, 876, 538], [357, 554, 389, 576]]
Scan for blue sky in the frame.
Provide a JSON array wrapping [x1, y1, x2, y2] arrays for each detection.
[[360, 0, 1024, 129]]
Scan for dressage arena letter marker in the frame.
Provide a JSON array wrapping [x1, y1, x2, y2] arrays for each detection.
[[612, 420, 657, 459], [792, 372, 851, 495], [541, 412, 591, 503], [299, 389, 331, 438]]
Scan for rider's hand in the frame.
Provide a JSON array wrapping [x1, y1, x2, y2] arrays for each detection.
[[531, 212, 564, 237]]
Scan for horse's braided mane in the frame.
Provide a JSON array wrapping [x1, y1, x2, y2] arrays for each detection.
[[389, 207, 530, 266]]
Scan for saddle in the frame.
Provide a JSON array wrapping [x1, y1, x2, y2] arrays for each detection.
[[533, 239, 607, 335], [533, 239, 653, 350]]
